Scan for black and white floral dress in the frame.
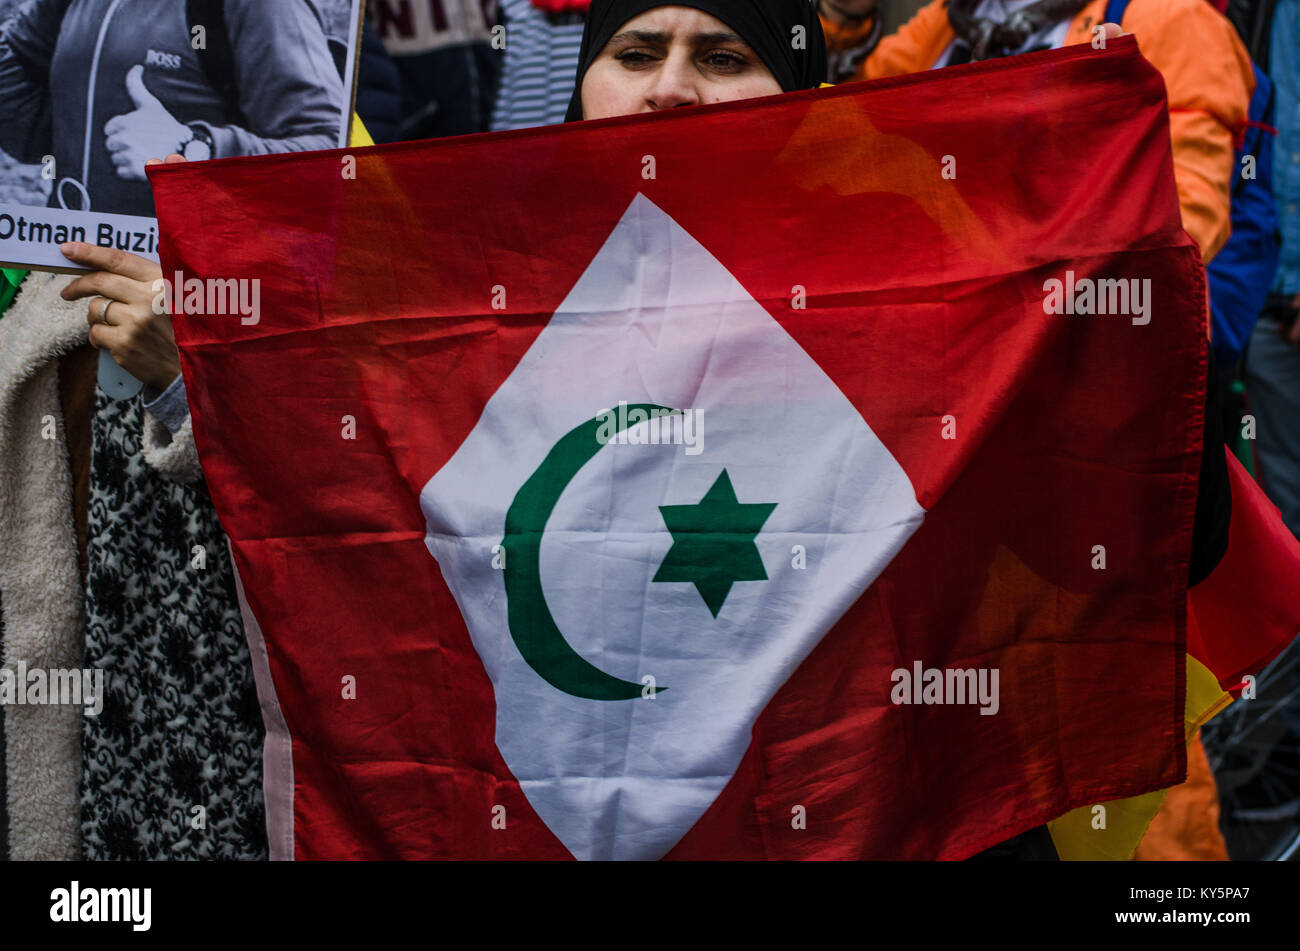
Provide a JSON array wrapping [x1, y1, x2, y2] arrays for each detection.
[[80, 391, 266, 860]]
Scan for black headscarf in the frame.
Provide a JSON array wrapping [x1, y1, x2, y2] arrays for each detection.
[[565, 0, 828, 121]]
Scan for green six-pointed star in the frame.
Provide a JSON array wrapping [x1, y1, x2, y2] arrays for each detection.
[[653, 469, 778, 618]]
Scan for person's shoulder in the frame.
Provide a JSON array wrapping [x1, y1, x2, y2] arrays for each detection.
[[1121, 0, 1239, 31], [222, 0, 321, 25], [1122, 0, 1253, 111], [1122, 0, 1252, 71]]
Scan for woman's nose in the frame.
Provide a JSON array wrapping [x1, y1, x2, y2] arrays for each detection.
[[644, 55, 700, 111]]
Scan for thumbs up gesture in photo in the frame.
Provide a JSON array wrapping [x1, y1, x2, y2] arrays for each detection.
[[104, 65, 193, 181]]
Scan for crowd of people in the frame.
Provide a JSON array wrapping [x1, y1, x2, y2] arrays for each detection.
[[0, 0, 1296, 861]]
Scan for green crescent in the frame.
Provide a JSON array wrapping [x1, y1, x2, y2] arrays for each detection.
[[502, 405, 677, 700]]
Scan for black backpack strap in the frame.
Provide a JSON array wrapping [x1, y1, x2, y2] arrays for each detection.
[[187, 0, 247, 126], [1250, 0, 1278, 70]]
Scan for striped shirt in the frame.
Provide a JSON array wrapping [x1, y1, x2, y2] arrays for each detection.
[[490, 0, 586, 131]]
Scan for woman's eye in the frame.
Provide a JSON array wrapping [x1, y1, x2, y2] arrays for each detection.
[[703, 51, 746, 71], [615, 50, 657, 67]]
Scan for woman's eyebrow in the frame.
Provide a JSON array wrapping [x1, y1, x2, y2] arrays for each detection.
[[605, 30, 750, 47], [607, 30, 672, 45], [691, 31, 747, 46]]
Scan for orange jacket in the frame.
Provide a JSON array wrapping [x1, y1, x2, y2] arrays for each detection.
[[822, 0, 1254, 262]]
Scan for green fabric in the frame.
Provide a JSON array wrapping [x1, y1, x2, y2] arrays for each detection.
[[0, 268, 27, 317]]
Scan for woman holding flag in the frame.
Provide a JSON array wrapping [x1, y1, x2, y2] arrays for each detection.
[[48, 0, 1292, 864], [42, 0, 846, 864]]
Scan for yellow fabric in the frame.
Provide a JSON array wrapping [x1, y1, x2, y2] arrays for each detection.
[[1048, 655, 1232, 860], [351, 115, 374, 147], [822, 0, 1253, 264], [1185, 654, 1235, 736]]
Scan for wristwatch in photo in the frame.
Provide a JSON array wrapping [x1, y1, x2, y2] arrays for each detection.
[[179, 123, 215, 161]]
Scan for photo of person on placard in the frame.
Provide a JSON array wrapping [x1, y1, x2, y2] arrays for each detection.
[[0, 0, 360, 268]]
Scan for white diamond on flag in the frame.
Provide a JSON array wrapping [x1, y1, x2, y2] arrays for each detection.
[[420, 194, 925, 860]]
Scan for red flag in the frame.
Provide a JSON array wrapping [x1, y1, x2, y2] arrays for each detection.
[[147, 38, 1293, 860], [1189, 452, 1300, 692]]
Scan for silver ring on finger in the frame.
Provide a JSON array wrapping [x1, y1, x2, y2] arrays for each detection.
[[97, 298, 113, 326]]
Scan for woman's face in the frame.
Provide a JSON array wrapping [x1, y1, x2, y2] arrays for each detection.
[[579, 6, 783, 120]]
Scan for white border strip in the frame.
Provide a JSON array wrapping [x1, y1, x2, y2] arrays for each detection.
[[229, 546, 294, 861]]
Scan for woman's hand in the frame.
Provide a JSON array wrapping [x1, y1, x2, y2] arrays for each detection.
[[59, 153, 189, 390], [59, 242, 178, 391]]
